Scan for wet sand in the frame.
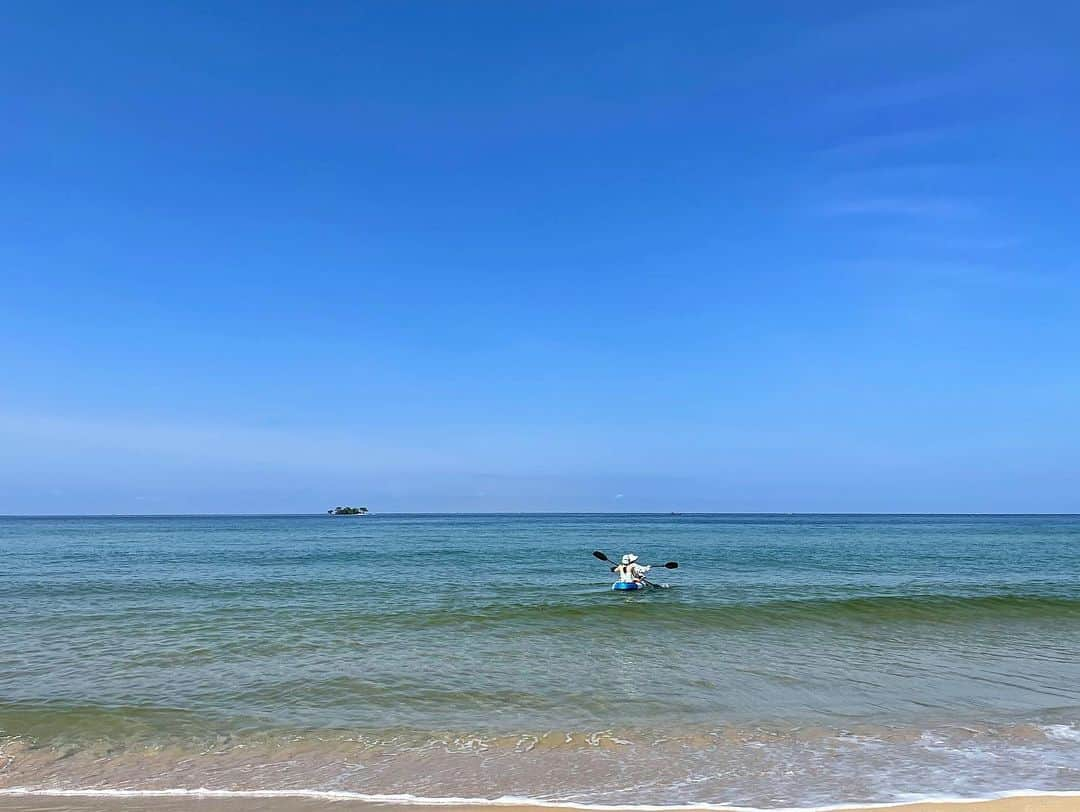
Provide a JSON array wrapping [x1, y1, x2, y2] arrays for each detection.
[[1, 794, 1078, 812]]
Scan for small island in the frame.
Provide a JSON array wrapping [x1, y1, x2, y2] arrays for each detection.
[[328, 506, 369, 516]]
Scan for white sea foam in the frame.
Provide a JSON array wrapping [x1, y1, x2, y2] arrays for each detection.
[[1, 787, 1080, 812], [1040, 724, 1080, 743]]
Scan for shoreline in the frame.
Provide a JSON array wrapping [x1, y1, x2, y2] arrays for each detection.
[[1, 790, 1079, 812]]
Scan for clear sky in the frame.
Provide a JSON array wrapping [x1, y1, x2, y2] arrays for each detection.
[[3, 1, 1078, 514]]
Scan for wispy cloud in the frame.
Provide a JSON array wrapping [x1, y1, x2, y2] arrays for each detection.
[[822, 196, 981, 219], [0, 412, 454, 473], [839, 259, 1069, 291], [819, 72, 979, 115], [815, 124, 969, 162]]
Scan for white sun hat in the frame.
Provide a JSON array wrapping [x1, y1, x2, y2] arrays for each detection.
[[621, 553, 639, 565]]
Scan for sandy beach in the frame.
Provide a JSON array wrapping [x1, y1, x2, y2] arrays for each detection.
[[1, 793, 1079, 812]]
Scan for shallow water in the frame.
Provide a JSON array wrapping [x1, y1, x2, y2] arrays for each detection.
[[1, 514, 1078, 808]]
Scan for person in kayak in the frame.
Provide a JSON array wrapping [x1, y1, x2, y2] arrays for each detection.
[[612, 553, 651, 585]]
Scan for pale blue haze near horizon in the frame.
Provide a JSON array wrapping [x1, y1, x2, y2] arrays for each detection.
[[2, 1, 1079, 514]]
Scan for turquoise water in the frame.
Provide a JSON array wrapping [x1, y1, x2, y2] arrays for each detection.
[[2, 514, 1079, 808]]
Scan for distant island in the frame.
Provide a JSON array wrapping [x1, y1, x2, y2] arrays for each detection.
[[328, 506, 369, 516]]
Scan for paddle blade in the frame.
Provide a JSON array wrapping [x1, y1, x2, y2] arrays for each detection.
[[662, 561, 679, 569], [592, 550, 611, 562]]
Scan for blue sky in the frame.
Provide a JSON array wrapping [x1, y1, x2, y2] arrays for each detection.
[[2, 1, 1078, 513]]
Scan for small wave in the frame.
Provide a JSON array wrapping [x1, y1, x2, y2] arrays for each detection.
[[1041, 724, 1080, 742], [362, 593, 1080, 631]]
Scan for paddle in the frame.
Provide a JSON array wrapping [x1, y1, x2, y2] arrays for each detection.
[[592, 550, 678, 569]]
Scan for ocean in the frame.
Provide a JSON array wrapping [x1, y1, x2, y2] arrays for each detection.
[[1, 514, 1078, 809]]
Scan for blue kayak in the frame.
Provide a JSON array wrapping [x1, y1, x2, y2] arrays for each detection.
[[611, 581, 644, 591]]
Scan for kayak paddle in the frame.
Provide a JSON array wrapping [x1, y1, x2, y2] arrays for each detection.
[[592, 550, 678, 568]]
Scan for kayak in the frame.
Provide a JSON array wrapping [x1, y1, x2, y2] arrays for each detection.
[[612, 581, 644, 591]]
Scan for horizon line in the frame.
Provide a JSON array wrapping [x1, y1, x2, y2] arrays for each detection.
[[3, 511, 1079, 518]]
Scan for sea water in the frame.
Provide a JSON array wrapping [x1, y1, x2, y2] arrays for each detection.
[[1, 514, 1078, 808]]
